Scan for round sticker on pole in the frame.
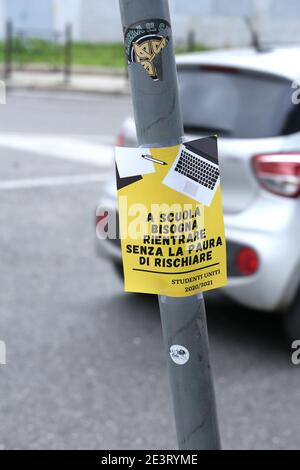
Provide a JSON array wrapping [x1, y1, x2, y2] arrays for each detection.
[[124, 19, 171, 81], [170, 345, 190, 365]]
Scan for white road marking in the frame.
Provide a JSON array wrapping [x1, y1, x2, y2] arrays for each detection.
[[0, 173, 107, 191], [0, 133, 114, 167]]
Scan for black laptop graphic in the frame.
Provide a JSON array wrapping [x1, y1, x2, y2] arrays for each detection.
[[163, 137, 220, 206]]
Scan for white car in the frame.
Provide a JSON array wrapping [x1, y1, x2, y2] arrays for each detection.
[[97, 47, 300, 337]]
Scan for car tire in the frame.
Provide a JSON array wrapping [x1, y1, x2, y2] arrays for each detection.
[[283, 288, 300, 340], [113, 261, 124, 280]]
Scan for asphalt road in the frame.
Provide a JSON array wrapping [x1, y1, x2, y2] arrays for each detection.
[[0, 89, 299, 450]]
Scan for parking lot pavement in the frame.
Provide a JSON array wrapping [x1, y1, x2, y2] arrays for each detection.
[[0, 90, 299, 450]]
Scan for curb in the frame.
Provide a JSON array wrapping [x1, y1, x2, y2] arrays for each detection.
[[0, 64, 127, 77], [5, 76, 131, 96], [6, 83, 131, 96]]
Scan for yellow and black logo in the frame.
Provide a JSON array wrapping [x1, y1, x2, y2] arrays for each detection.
[[133, 36, 168, 80], [124, 19, 171, 81]]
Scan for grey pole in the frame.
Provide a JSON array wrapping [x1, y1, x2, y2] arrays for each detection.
[[64, 23, 72, 84], [118, 0, 221, 450], [4, 20, 13, 80]]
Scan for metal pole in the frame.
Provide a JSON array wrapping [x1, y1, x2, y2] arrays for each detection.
[[4, 20, 13, 80], [64, 23, 72, 84], [187, 29, 196, 52], [118, 0, 221, 450]]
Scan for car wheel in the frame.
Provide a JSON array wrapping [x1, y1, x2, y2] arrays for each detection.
[[113, 261, 124, 280], [283, 288, 300, 340]]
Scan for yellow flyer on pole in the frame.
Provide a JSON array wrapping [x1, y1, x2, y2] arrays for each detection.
[[115, 136, 227, 297]]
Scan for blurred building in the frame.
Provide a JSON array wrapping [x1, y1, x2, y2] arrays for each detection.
[[0, 0, 300, 47], [1, 0, 82, 39]]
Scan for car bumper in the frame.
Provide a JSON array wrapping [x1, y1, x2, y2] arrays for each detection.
[[222, 194, 300, 312]]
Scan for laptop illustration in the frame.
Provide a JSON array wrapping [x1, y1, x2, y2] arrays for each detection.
[[163, 138, 220, 206]]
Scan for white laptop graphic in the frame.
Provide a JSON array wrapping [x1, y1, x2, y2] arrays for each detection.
[[163, 140, 220, 206]]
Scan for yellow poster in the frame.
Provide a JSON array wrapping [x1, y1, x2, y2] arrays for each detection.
[[115, 136, 227, 297]]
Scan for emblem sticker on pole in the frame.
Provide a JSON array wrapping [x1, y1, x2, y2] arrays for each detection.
[[124, 19, 171, 80], [115, 136, 227, 297]]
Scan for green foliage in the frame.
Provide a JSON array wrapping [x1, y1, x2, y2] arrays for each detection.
[[0, 39, 209, 68]]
